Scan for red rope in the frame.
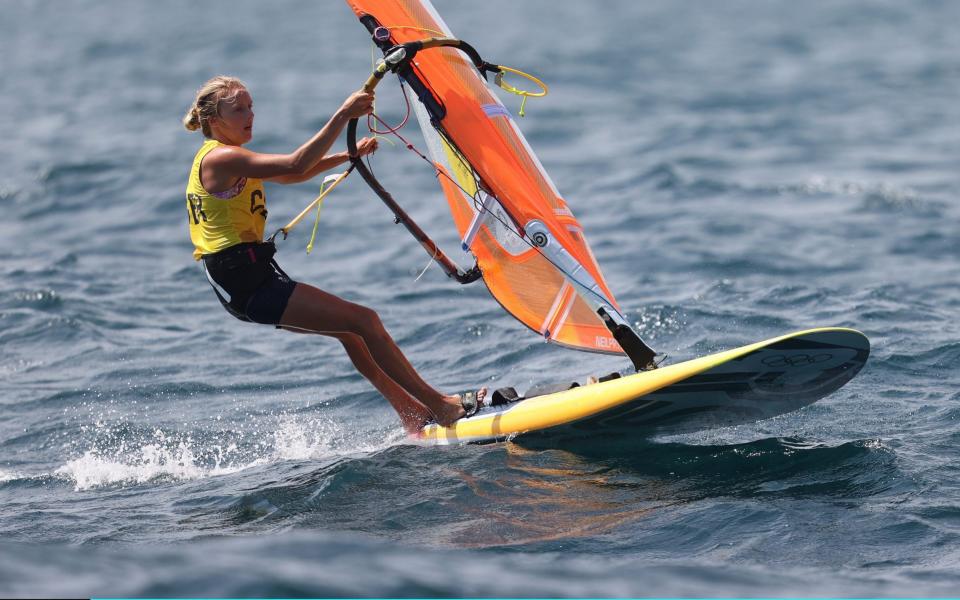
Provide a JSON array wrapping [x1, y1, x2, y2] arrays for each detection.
[[366, 81, 412, 135], [363, 82, 479, 202]]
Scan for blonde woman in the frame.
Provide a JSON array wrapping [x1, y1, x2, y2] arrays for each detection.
[[183, 76, 484, 433]]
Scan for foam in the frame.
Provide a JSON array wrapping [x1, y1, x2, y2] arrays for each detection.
[[55, 416, 406, 491], [55, 440, 249, 491], [271, 415, 405, 461]]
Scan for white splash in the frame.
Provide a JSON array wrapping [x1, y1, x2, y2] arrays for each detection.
[[55, 416, 406, 491], [55, 428, 260, 492], [271, 415, 404, 461]]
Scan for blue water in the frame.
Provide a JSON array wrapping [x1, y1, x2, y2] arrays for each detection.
[[2, 0, 959, 596]]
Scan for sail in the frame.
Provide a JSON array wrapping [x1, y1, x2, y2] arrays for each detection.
[[345, 0, 630, 356]]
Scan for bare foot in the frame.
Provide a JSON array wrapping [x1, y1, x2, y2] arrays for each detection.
[[586, 376, 598, 385], [433, 388, 487, 427]]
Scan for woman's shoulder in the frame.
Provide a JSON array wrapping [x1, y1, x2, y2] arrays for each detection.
[[202, 141, 253, 164], [193, 138, 221, 160]]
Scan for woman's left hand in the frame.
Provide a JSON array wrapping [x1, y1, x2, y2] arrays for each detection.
[[356, 136, 378, 157]]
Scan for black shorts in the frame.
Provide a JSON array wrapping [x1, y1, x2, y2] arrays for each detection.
[[202, 241, 298, 325]]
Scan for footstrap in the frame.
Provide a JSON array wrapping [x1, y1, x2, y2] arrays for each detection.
[[491, 387, 521, 406], [460, 390, 481, 417]]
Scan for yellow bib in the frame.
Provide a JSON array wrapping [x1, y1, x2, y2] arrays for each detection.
[[186, 139, 267, 260]]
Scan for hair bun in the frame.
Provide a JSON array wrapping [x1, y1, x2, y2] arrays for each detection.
[[183, 107, 201, 131]]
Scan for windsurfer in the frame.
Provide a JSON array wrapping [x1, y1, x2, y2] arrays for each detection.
[[182, 75, 485, 432]]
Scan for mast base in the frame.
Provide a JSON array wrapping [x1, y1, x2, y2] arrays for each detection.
[[598, 307, 657, 372]]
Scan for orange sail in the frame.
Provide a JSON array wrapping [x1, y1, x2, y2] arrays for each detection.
[[345, 0, 649, 359]]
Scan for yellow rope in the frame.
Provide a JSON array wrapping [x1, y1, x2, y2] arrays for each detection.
[[371, 26, 548, 117], [272, 168, 350, 251], [379, 24, 447, 38], [494, 66, 548, 117], [305, 178, 333, 254]]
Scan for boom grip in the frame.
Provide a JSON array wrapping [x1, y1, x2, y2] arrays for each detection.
[[411, 38, 491, 74], [362, 59, 392, 93], [362, 74, 380, 93]]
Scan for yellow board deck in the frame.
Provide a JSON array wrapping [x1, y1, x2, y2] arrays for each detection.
[[419, 328, 870, 445]]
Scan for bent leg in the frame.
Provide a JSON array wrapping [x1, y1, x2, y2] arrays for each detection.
[[286, 324, 431, 433], [335, 332, 432, 434], [279, 283, 472, 426]]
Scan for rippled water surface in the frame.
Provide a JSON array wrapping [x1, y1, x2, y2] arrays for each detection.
[[2, 0, 959, 597]]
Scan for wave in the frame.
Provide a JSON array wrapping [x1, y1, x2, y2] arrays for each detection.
[[0, 530, 958, 598], [601, 162, 946, 218], [0, 469, 21, 484], [53, 416, 406, 492], [511, 435, 905, 498]]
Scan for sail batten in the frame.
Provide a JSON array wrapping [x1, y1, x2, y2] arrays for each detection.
[[347, 0, 633, 356]]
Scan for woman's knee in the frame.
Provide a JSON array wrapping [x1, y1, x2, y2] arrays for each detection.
[[336, 331, 367, 354], [344, 303, 383, 336], [282, 283, 387, 339]]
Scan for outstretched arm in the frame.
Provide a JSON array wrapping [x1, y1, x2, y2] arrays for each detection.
[[266, 137, 378, 185]]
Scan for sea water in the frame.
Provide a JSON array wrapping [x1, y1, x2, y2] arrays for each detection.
[[2, 0, 959, 596]]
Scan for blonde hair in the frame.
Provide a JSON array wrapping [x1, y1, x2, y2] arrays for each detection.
[[182, 75, 247, 137]]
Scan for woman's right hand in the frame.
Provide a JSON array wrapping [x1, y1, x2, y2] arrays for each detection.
[[355, 136, 379, 157], [339, 90, 375, 119]]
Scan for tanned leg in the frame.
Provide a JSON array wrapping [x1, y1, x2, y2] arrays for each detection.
[[279, 283, 483, 426], [335, 332, 433, 433]]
